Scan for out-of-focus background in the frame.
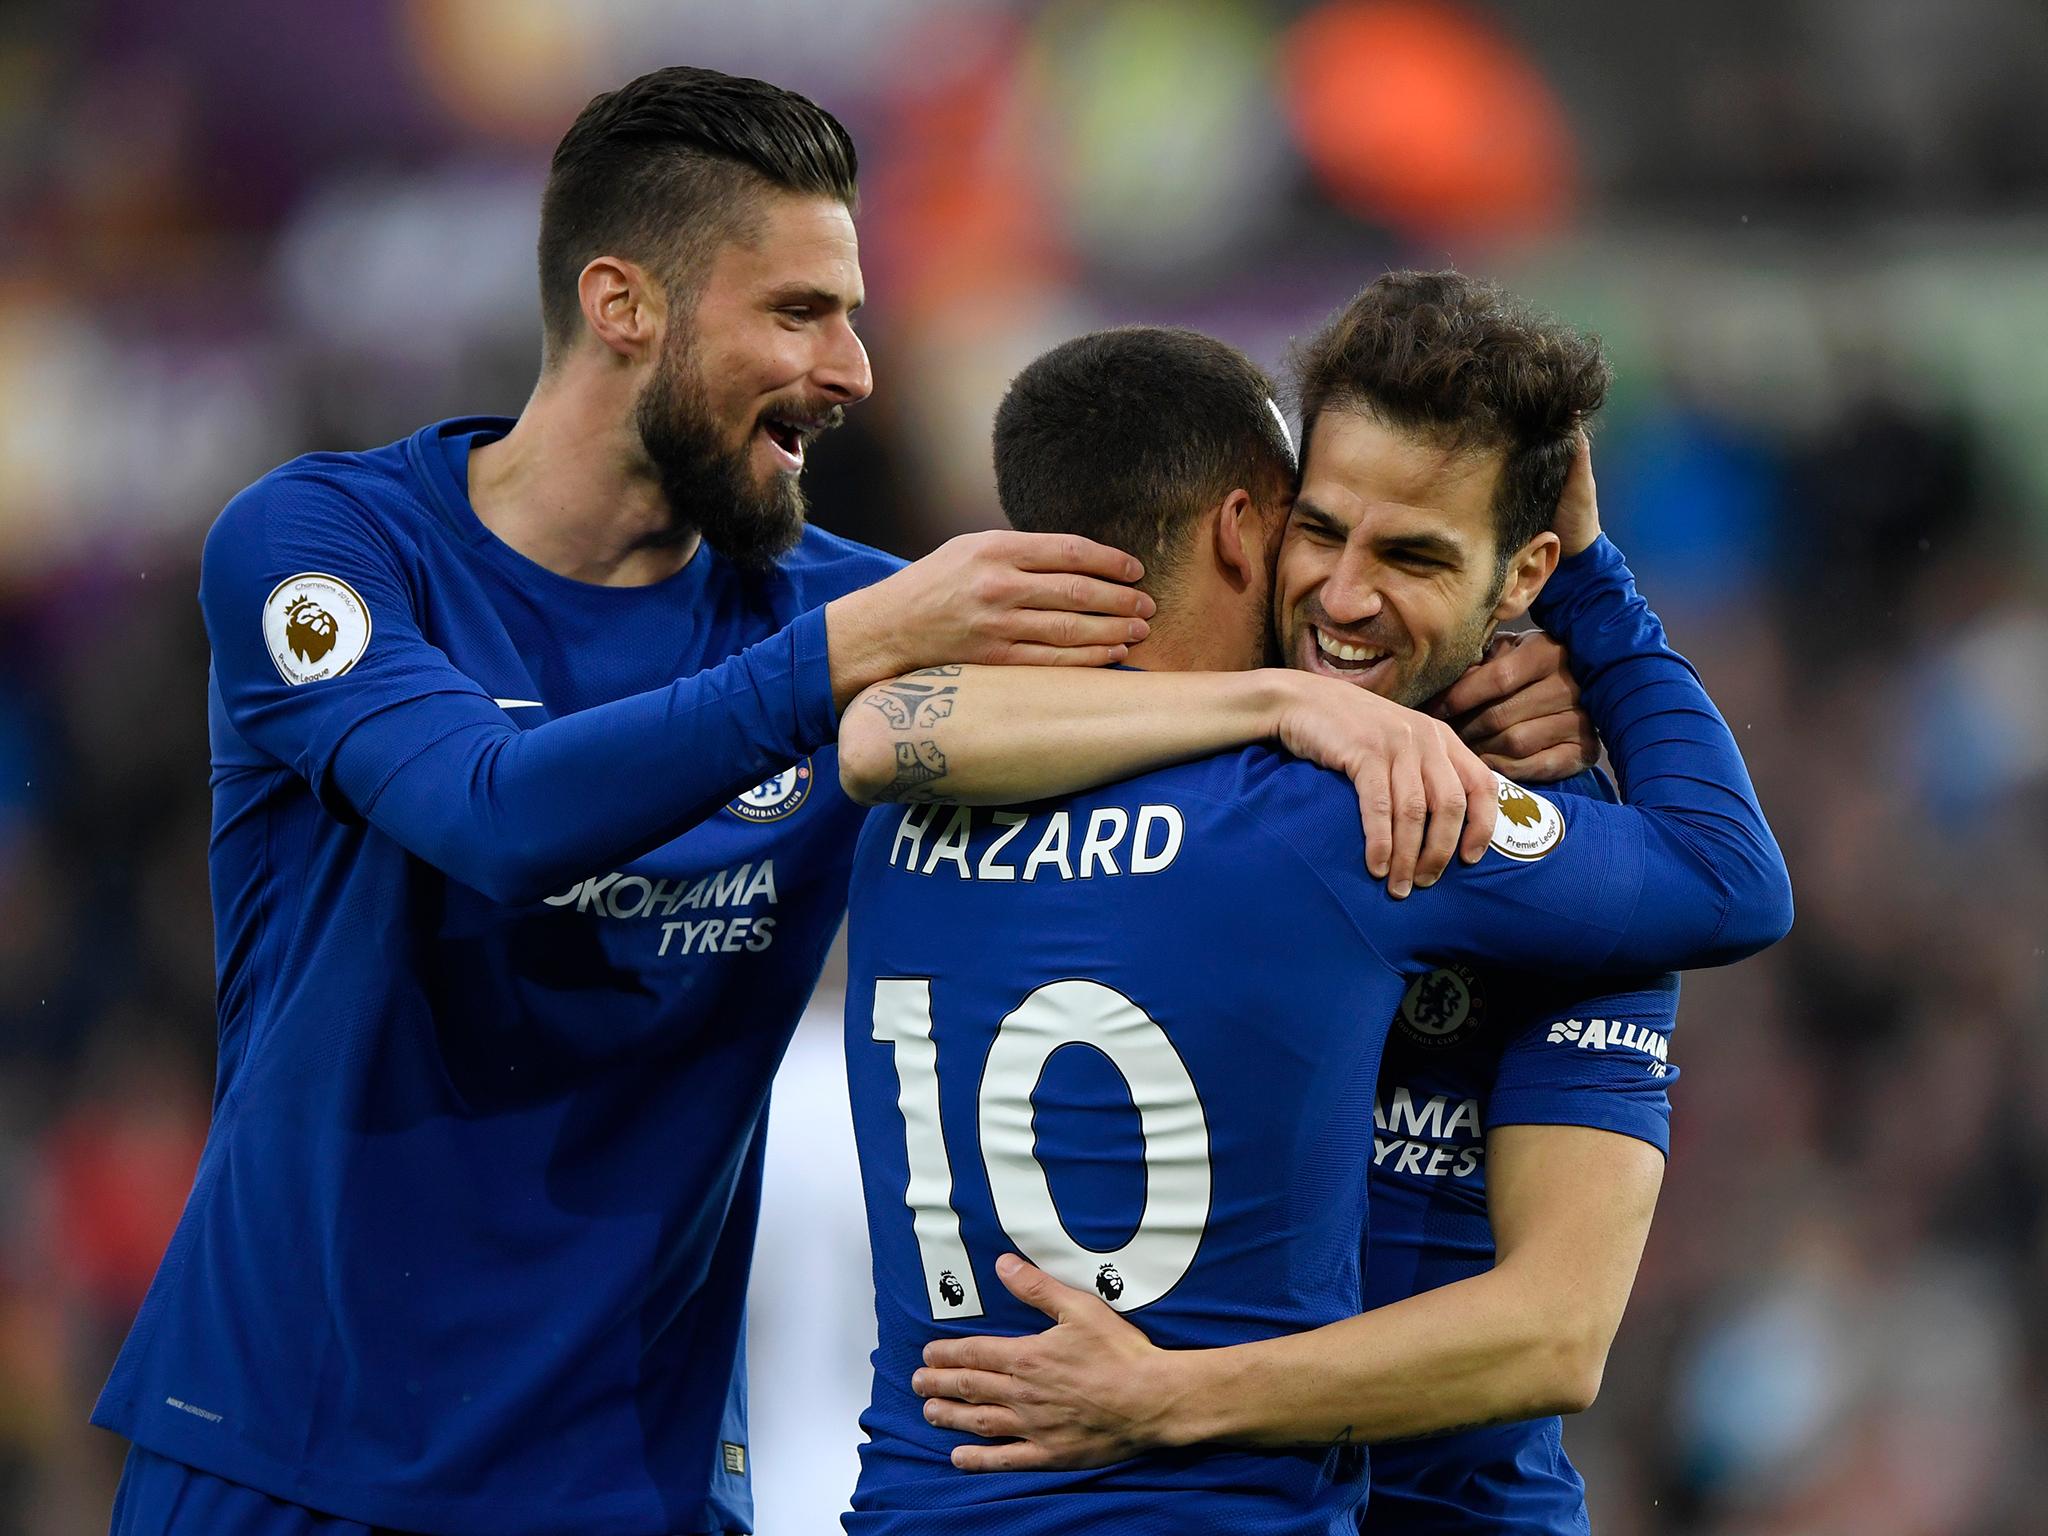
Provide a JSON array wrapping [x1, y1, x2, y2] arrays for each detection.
[[2, 0, 2045, 1531]]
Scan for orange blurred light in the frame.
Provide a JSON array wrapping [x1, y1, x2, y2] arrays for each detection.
[[1281, 0, 1576, 240]]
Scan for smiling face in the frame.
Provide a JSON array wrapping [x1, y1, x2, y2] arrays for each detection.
[[634, 190, 870, 566], [1276, 409, 1545, 707]]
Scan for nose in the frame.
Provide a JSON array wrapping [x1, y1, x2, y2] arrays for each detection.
[[813, 319, 872, 405], [1319, 543, 1386, 625]]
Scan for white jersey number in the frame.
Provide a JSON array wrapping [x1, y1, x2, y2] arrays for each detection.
[[870, 977, 1213, 1318]]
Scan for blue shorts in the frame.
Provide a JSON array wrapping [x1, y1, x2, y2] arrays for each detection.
[[108, 1446, 417, 1536]]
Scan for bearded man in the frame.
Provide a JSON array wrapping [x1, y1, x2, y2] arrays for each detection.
[[88, 66, 1190, 1536]]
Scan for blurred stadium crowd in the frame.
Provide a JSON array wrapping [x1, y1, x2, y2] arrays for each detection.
[[3, 1, 2047, 1532]]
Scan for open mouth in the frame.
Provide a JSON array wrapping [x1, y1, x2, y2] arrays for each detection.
[[758, 408, 839, 474], [1307, 624, 1395, 688]]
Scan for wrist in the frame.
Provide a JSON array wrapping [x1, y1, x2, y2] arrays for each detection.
[[1260, 668, 1326, 741], [1558, 520, 1603, 560], [823, 589, 907, 713], [1533, 536, 1623, 625], [1152, 1344, 1249, 1450]]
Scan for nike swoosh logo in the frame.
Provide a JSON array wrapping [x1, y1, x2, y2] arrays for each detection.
[[493, 698, 545, 710]]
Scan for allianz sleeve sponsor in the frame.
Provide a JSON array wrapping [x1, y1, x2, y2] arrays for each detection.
[[1542, 1016, 1673, 1076]]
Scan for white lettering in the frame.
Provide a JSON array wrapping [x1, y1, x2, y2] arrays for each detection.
[[978, 812, 1027, 881], [1130, 804, 1184, 874], [576, 872, 621, 915], [1078, 808, 1128, 877], [743, 860, 779, 905], [922, 807, 975, 878], [1023, 812, 1075, 882], [892, 804, 942, 869], [708, 863, 752, 906]]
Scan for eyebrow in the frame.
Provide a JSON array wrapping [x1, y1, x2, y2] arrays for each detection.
[[767, 285, 863, 314], [1291, 499, 1348, 536], [1379, 531, 1466, 561]]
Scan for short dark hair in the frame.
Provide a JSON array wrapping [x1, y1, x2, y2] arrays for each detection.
[[993, 327, 1297, 589], [1291, 270, 1610, 565], [537, 66, 858, 360]]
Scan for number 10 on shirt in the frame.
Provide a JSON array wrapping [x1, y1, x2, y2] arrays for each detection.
[[870, 977, 1214, 1320]]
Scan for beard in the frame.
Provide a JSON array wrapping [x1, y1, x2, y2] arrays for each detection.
[[634, 337, 809, 572], [1396, 606, 1496, 707]]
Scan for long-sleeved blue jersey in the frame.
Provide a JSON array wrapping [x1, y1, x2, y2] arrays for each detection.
[[1362, 768, 1681, 1535], [92, 417, 902, 1536], [840, 539, 1789, 1534]]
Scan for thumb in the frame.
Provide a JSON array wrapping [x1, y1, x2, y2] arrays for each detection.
[[995, 1252, 1080, 1322]]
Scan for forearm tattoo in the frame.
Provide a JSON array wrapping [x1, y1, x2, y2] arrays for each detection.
[[864, 667, 962, 802], [864, 666, 961, 729]]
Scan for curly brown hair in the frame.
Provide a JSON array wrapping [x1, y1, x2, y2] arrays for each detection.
[[1290, 270, 1610, 569]]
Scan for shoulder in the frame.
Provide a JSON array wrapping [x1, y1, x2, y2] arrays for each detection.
[[781, 523, 906, 603], [1154, 746, 1392, 927], [207, 439, 432, 561], [1206, 747, 1371, 864]]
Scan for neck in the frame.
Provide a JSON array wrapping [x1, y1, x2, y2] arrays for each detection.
[[466, 364, 698, 587], [1120, 612, 1256, 674]]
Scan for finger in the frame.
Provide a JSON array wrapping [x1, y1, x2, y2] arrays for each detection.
[[994, 608, 1151, 652], [1412, 746, 1467, 889], [1434, 649, 1520, 720], [1438, 636, 1553, 721], [913, 1366, 1020, 1405], [998, 531, 1146, 587], [923, 1397, 1027, 1440], [1455, 744, 1499, 865], [994, 1252, 1080, 1323], [987, 643, 1130, 668], [1357, 761, 1394, 881], [1479, 742, 1598, 783], [924, 1335, 1025, 1374], [1466, 713, 1586, 766], [1385, 735, 1426, 899], [1009, 571, 1158, 621], [953, 1440, 1058, 1474], [1457, 674, 1579, 741]]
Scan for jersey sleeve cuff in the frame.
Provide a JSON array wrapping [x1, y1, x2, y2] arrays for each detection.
[[1483, 1090, 1673, 1157], [787, 603, 839, 751], [1530, 534, 1627, 631]]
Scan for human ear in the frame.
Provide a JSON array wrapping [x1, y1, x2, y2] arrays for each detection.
[[576, 256, 663, 363], [1491, 530, 1562, 623], [1213, 489, 1260, 590]]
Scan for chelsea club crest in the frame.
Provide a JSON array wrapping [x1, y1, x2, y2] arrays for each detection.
[[726, 759, 814, 823], [1395, 964, 1488, 1049]]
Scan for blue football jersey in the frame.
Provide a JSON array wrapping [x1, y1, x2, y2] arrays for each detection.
[[92, 418, 902, 1536], [838, 540, 1786, 1535], [1364, 776, 1682, 1536]]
